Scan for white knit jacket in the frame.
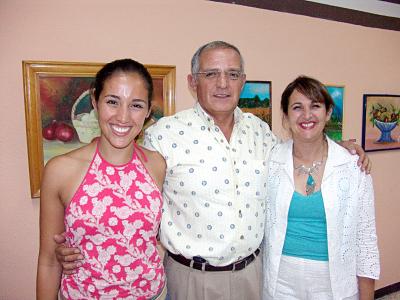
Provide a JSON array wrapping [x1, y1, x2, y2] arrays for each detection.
[[263, 137, 380, 300]]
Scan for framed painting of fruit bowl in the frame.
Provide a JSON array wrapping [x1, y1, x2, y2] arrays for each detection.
[[362, 94, 400, 152], [23, 60, 175, 198]]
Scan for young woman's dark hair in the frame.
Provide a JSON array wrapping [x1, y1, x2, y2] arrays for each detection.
[[92, 58, 153, 106], [281, 75, 334, 115]]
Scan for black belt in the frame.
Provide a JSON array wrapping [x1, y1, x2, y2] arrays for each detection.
[[167, 248, 260, 272]]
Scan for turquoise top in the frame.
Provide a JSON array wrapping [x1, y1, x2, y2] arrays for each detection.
[[282, 190, 329, 261]]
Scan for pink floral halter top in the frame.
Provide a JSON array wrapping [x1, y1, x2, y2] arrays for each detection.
[[61, 142, 165, 299]]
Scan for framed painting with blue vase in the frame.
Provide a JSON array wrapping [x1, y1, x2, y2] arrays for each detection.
[[362, 94, 400, 152]]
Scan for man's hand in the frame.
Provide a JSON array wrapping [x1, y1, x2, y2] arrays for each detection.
[[54, 233, 83, 275], [339, 139, 371, 174]]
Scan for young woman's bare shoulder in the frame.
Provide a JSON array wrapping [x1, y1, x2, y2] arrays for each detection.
[[43, 142, 96, 183], [42, 142, 97, 202], [137, 146, 166, 190]]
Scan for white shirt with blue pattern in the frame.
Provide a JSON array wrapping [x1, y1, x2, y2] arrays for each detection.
[[143, 102, 277, 266]]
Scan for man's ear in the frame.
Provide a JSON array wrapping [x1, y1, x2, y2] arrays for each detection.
[[187, 74, 197, 92], [239, 73, 246, 93]]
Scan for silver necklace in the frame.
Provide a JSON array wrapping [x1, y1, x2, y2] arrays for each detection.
[[294, 160, 323, 195]]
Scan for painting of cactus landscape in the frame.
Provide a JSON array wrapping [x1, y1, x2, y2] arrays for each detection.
[[325, 85, 344, 141], [362, 94, 400, 152], [239, 81, 271, 127]]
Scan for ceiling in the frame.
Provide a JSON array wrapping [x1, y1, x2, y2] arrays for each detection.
[[210, 0, 400, 31], [306, 0, 400, 18]]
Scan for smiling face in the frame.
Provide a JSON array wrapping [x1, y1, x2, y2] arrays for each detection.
[[188, 47, 246, 120], [92, 71, 150, 151], [286, 89, 332, 142]]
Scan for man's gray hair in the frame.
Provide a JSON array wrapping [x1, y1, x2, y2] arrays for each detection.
[[191, 41, 245, 75]]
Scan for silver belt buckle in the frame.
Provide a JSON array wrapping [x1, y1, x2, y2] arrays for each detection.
[[191, 256, 207, 272]]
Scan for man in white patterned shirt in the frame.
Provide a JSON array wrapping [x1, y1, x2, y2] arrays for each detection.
[[54, 41, 369, 300], [144, 41, 276, 300]]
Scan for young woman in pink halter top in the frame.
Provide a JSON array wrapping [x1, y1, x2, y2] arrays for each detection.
[[37, 59, 167, 299]]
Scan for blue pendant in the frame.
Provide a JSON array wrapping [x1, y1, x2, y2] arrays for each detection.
[[306, 174, 315, 195]]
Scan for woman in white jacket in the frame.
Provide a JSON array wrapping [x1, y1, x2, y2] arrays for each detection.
[[263, 76, 379, 300]]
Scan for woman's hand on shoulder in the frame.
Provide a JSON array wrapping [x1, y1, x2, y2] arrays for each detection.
[[338, 139, 371, 174]]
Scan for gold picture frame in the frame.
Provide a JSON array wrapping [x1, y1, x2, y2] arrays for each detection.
[[23, 60, 176, 198]]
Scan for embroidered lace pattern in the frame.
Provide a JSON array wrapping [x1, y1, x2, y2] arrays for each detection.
[[61, 144, 165, 299]]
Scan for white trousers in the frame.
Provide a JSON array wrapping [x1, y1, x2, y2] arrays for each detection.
[[267, 255, 358, 300]]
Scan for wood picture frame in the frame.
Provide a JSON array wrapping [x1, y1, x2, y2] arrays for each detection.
[[23, 60, 176, 198]]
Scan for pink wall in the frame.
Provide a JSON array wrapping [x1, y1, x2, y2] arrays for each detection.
[[1, 0, 399, 298]]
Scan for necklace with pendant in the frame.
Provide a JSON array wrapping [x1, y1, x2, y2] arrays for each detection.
[[294, 160, 323, 195]]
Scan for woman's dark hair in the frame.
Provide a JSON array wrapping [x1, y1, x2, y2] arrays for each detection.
[[281, 75, 334, 115], [92, 58, 153, 107]]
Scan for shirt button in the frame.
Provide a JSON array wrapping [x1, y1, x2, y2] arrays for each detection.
[[240, 235, 244, 240]]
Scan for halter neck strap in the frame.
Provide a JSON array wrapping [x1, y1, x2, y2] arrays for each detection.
[[134, 143, 148, 163]]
